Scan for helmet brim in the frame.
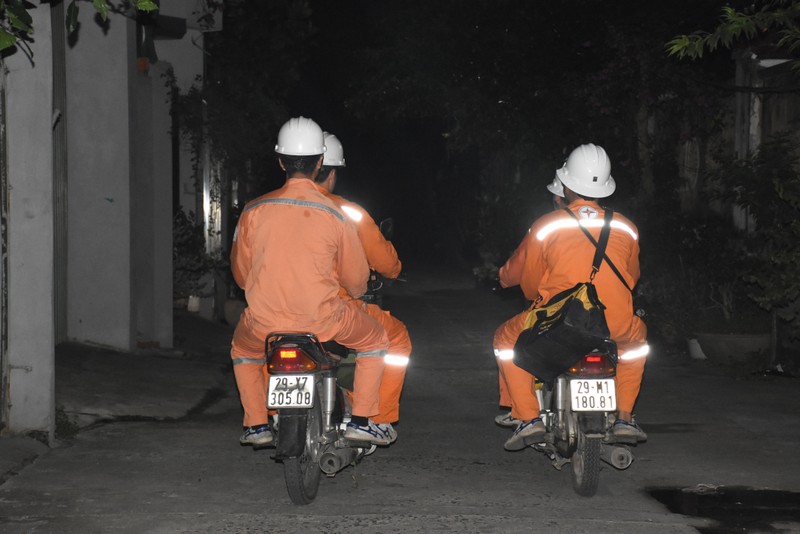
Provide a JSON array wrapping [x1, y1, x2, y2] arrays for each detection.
[[556, 167, 616, 198], [546, 178, 565, 197]]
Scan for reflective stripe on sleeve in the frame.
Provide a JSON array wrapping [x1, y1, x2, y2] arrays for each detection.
[[232, 356, 266, 365], [494, 348, 515, 361], [535, 218, 638, 241], [342, 205, 363, 222], [385, 354, 409, 367], [619, 344, 649, 361]]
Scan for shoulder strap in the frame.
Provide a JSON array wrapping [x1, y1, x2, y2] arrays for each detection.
[[591, 209, 613, 278], [563, 208, 633, 292]]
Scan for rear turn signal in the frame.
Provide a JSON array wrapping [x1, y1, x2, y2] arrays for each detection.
[[568, 352, 615, 376], [268, 345, 318, 373]]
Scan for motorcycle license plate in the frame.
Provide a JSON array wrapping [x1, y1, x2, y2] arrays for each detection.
[[267, 375, 314, 408], [570, 378, 616, 411]]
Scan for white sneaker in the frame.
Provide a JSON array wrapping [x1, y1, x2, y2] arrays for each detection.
[[504, 418, 546, 451], [240, 424, 273, 447], [344, 420, 396, 445], [494, 412, 522, 428], [375, 423, 398, 444]]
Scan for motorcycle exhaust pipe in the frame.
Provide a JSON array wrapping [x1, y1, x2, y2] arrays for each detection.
[[601, 445, 634, 470], [319, 447, 358, 475]]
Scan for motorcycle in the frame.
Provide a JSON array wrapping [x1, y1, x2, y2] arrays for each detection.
[[264, 217, 399, 505], [530, 343, 637, 497], [265, 332, 375, 505]]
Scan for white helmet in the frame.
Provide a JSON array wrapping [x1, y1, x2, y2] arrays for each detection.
[[555, 143, 616, 198], [322, 132, 346, 167], [274, 116, 326, 156], [546, 176, 564, 197]]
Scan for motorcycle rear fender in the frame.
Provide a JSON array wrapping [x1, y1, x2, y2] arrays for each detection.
[[577, 412, 607, 436], [275, 410, 307, 459]]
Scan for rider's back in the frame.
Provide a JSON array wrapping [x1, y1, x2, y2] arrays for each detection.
[[522, 200, 644, 345], [231, 178, 369, 334]]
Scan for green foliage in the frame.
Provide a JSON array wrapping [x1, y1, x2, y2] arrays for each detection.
[[667, 0, 800, 68], [0, 0, 33, 54], [637, 206, 770, 345], [714, 133, 800, 337], [173, 0, 317, 203], [173, 209, 215, 299], [55, 405, 79, 440], [640, 134, 800, 343], [0, 0, 158, 53]]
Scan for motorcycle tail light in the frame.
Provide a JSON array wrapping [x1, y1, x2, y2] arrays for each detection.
[[268, 345, 318, 373], [568, 352, 615, 376]]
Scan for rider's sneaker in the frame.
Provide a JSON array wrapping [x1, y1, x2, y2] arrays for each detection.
[[611, 418, 647, 444], [504, 418, 546, 451], [494, 412, 522, 428], [240, 424, 273, 447], [375, 423, 398, 444], [344, 420, 396, 445]]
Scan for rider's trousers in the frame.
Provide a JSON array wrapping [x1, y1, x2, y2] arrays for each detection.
[[493, 308, 647, 422], [363, 303, 412, 424], [231, 300, 389, 427]]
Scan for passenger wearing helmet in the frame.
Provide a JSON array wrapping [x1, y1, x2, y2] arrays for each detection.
[[494, 175, 568, 429], [546, 175, 567, 209], [315, 132, 412, 426], [492, 143, 649, 450], [230, 117, 395, 447]]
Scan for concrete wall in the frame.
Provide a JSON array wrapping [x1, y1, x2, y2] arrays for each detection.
[[130, 61, 174, 348], [63, 3, 209, 350], [0, 1, 209, 436], [4, 5, 55, 437], [65, 9, 136, 350]]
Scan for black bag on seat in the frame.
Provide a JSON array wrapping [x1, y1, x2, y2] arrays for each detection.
[[512, 209, 618, 382]]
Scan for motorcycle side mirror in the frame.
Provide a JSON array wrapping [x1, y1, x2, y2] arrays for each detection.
[[379, 218, 394, 240]]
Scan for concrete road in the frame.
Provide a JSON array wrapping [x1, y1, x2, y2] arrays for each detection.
[[1, 265, 799, 533]]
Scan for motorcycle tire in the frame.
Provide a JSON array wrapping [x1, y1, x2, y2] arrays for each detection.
[[283, 386, 323, 505], [571, 430, 601, 497]]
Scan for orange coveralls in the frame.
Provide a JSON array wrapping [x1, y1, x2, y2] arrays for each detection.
[[323, 190, 412, 424], [230, 178, 389, 427], [493, 199, 648, 422]]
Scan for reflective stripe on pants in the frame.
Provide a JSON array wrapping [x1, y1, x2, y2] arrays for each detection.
[[230, 301, 389, 426], [492, 308, 647, 420], [364, 303, 412, 424]]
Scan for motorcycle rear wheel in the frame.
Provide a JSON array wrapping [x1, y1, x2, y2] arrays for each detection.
[[571, 430, 601, 497], [283, 389, 323, 505]]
